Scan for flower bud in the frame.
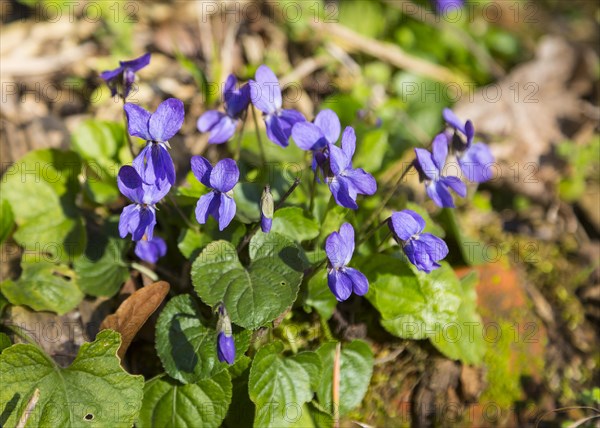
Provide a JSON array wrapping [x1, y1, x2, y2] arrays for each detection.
[[260, 185, 274, 233], [216, 305, 235, 364], [217, 332, 235, 364]]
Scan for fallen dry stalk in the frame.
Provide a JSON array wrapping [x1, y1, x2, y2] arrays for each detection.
[[310, 21, 467, 87], [333, 342, 341, 428]]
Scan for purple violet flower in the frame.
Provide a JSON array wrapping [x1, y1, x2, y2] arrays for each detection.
[[249, 65, 305, 147], [217, 332, 235, 364], [327, 127, 377, 209], [292, 109, 340, 174], [191, 156, 239, 231], [443, 108, 494, 183], [389, 210, 448, 273], [125, 98, 184, 187], [325, 223, 369, 302], [134, 236, 167, 263], [414, 132, 467, 208], [292, 109, 340, 151], [100, 52, 151, 99], [442, 108, 473, 142], [433, 0, 464, 14], [117, 164, 171, 241], [197, 74, 250, 144]]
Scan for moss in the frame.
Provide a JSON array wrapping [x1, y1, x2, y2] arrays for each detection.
[[480, 321, 526, 409]]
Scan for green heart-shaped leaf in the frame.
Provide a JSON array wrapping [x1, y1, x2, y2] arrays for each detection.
[[71, 119, 125, 162], [0, 330, 144, 427], [271, 207, 319, 242], [2, 149, 85, 262], [137, 371, 232, 428], [74, 219, 129, 297], [304, 269, 337, 321], [359, 256, 462, 339], [191, 233, 306, 329], [429, 271, 486, 365], [249, 341, 321, 428], [156, 294, 251, 384], [0, 260, 83, 315]]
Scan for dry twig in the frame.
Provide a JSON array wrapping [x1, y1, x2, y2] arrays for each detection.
[[310, 21, 467, 86]]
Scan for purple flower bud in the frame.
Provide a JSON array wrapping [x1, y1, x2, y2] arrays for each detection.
[[260, 186, 274, 233], [261, 216, 272, 233], [217, 332, 235, 364]]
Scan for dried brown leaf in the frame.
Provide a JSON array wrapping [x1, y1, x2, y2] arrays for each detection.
[[455, 36, 596, 201], [100, 281, 170, 359]]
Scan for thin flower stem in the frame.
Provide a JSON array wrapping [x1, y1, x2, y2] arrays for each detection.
[[358, 160, 414, 238], [122, 106, 136, 160], [275, 177, 301, 210], [237, 178, 302, 252], [357, 217, 389, 247], [251, 106, 266, 165], [308, 171, 318, 214], [376, 230, 392, 252], [153, 265, 182, 289], [236, 220, 262, 254], [234, 111, 248, 161], [166, 193, 198, 232], [303, 257, 328, 284], [131, 262, 159, 281]]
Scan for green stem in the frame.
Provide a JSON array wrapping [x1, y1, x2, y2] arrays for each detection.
[[237, 178, 302, 252], [357, 217, 389, 247], [275, 177, 301, 210], [308, 171, 318, 215], [131, 262, 159, 281], [251, 106, 266, 165], [358, 161, 414, 237], [304, 257, 328, 284], [166, 193, 198, 232], [376, 230, 392, 252], [234, 111, 248, 161], [122, 107, 136, 160]]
